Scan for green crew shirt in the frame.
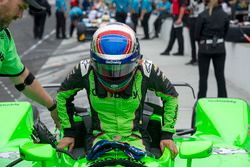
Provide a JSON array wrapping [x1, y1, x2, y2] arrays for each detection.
[[0, 28, 25, 77]]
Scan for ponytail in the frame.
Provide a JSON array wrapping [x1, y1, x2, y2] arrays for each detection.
[[208, 0, 219, 15]]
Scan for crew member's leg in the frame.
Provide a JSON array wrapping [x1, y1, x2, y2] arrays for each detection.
[[154, 16, 161, 37], [56, 11, 61, 38], [186, 17, 197, 63], [131, 13, 139, 33], [141, 12, 151, 39], [198, 53, 211, 98], [174, 26, 184, 55], [212, 53, 227, 97], [34, 15, 39, 39], [61, 13, 66, 38], [38, 13, 47, 39], [161, 24, 175, 55]]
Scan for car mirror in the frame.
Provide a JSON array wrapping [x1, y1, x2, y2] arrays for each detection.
[[19, 142, 56, 161], [179, 141, 212, 159]]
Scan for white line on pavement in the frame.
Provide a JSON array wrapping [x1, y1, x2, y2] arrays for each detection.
[[0, 81, 17, 101], [20, 29, 56, 58]]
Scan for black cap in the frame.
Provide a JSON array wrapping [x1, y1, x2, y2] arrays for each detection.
[[24, 0, 45, 10]]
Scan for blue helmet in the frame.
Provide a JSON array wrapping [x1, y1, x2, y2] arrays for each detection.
[[90, 23, 141, 92]]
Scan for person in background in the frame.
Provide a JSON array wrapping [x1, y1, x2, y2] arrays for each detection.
[[56, 23, 179, 159], [69, 6, 83, 37], [29, 0, 51, 39], [153, 0, 172, 38], [195, 0, 229, 98], [185, 0, 204, 65], [82, 0, 93, 11], [55, 0, 67, 39], [110, 0, 130, 23], [140, 0, 152, 39], [221, 0, 232, 16], [70, 0, 79, 8], [130, 0, 140, 33], [0, 0, 60, 128], [94, 0, 106, 10], [160, 0, 188, 56]]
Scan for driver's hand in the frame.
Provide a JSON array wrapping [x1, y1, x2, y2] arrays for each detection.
[[50, 109, 61, 130], [57, 137, 75, 152], [160, 139, 178, 159]]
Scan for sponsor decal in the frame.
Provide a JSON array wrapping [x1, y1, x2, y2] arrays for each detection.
[[105, 60, 122, 64], [213, 148, 248, 155], [0, 151, 20, 159], [144, 60, 151, 73], [208, 99, 237, 103], [0, 103, 19, 106]]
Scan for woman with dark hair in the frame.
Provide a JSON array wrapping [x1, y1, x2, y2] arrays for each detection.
[[195, 0, 230, 98]]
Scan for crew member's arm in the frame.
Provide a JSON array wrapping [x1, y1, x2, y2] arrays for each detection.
[[10, 68, 61, 128], [195, 12, 204, 41], [2, 28, 59, 127], [175, 0, 186, 25], [140, 0, 149, 20], [224, 14, 230, 38], [62, 0, 67, 18], [10, 68, 54, 109], [140, 9, 146, 20]]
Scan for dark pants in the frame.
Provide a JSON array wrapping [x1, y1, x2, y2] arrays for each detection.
[[164, 16, 184, 54], [70, 16, 80, 37], [115, 12, 127, 23], [56, 11, 66, 38], [188, 17, 197, 62], [69, 22, 75, 37], [131, 13, 139, 33], [142, 12, 151, 38], [154, 14, 168, 36], [198, 52, 227, 98], [33, 13, 47, 39]]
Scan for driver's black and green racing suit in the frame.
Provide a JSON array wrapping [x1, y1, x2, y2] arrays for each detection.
[[56, 59, 178, 150]]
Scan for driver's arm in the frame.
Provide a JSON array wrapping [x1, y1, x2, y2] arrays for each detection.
[[147, 63, 178, 159], [148, 64, 178, 139], [56, 61, 89, 138]]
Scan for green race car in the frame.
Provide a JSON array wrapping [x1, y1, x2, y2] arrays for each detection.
[[1, 96, 249, 167]]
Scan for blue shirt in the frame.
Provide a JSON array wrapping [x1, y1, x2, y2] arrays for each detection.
[[157, 1, 171, 14], [141, 0, 152, 13], [131, 0, 139, 14], [112, 0, 130, 13], [69, 6, 83, 19], [56, 0, 67, 12]]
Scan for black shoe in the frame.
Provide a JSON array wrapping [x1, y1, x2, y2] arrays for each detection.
[[172, 52, 184, 56], [141, 37, 150, 40], [185, 60, 197, 65], [62, 36, 68, 39], [160, 51, 170, 56], [192, 61, 198, 65], [152, 35, 159, 39], [185, 60, 194, 65]]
